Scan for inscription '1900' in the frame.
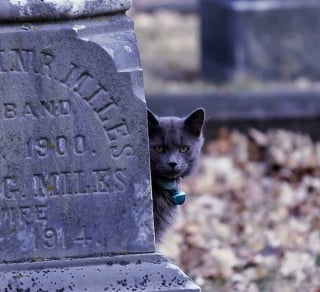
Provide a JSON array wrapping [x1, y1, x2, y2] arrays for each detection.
[[25, 135, 87, 158]]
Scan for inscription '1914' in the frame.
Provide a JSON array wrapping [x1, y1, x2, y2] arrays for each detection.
[[0, 205, 105, 251], [33, 225, 105, 251]]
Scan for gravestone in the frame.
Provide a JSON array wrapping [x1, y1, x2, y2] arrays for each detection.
[[201, 0, 320, 82], [0, 1, 200, 291]]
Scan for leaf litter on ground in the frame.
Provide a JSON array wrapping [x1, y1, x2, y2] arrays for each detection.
[[159, 128, 320, 292]]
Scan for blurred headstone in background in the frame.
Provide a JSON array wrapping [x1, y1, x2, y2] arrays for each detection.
[[201, 0, 320, 82], [133, 0, 198, 13]]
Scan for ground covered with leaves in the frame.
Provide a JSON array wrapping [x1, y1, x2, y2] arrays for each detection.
[[159, 129, 320, 292]]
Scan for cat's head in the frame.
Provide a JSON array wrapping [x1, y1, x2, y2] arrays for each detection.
[[147, 108, 205, 180]]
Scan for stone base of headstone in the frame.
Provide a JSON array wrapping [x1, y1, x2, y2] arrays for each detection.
[[0, 253, 200, 291], [201, 0, 320, 82]]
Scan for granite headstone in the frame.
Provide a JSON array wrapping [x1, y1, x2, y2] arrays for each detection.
[[201, 0, 320, 82], [0, 0, 200, 290]]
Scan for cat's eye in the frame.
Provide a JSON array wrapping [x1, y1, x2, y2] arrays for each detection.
[[179, 146, 190, 153], [154, 145, 165, 153]]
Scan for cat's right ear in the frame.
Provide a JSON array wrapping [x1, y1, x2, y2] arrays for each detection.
[[147, 110, 159, 127], [184, 108, 205, 137], [147, 109, 160, 135]]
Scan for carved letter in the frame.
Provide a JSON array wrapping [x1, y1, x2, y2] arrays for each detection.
[[92, 169, 111, 192], [0, 50, 6, 72], [11, 49, 33, 72], [22, 102, 38, 118], [4, 177, 19, 199], [105, 123, 129, 141], [38, 48, 54, 77], [4, 103, 16, 119]]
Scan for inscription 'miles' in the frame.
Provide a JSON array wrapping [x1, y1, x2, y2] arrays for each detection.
[[0, 169, 127, 200]]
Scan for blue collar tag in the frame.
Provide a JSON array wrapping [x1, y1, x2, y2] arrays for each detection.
[[154, 178, 186, 205], [171, 190, 186, 205]]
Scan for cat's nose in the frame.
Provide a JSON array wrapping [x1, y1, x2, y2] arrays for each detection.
[[168, 162, 177, 169]]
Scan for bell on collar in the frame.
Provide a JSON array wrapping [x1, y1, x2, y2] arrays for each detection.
[[171, 190, 186, 205]]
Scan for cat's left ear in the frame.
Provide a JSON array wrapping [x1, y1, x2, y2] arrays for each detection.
[[184, 108, 205, 137]]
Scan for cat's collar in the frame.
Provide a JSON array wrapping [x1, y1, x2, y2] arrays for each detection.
[[154, 177, 186, 205]]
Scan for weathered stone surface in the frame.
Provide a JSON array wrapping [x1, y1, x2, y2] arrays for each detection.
[[0, 15, 154, 263], [0, 0, 131, 21], [0, 253, 200, 291], [201, 0, 320, 82]]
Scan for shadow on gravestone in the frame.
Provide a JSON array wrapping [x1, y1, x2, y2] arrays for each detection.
[[0, 1, 200, 291]]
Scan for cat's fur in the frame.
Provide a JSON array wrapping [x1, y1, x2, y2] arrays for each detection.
[[147, 108, 205, 242]]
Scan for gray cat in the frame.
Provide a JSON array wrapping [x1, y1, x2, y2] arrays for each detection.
[[147, 108, 205, 242]]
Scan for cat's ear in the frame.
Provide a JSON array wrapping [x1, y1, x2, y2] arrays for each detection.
[[147, 109, 159, 127], [184, 108, 205, 137], [147, 109, 160, 135]]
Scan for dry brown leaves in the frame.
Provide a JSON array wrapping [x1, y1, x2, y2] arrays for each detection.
[[159, 128, 320, 292]]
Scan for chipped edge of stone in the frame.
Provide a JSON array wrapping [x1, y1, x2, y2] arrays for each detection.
[[0, 0, 132, 22]]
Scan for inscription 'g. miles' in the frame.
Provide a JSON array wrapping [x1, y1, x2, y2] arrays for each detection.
[[0, 169, 127, 200], [33, 168, 127, 197]]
